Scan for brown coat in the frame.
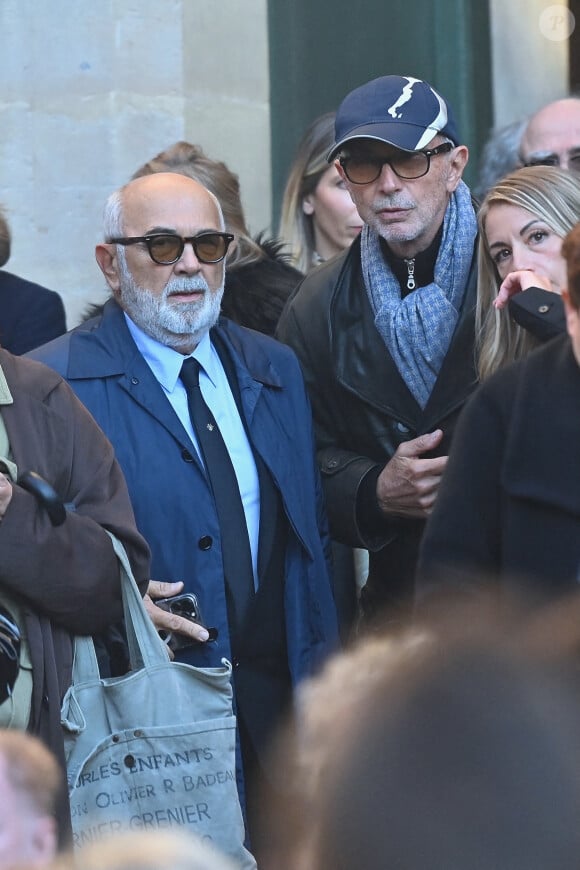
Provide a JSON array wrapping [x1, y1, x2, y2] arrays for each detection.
[[0, 349, 150, 843]]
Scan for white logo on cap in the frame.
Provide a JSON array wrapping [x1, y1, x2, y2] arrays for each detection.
[[387, 76, 422, 119], [386, 75, 449, 150]]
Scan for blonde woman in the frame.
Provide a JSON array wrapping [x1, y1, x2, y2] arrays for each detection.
[[476, 166, 580, 379], [279, 112, 362, 273]]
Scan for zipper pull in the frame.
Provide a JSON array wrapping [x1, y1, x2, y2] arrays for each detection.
[[405, 258, 416, 291]]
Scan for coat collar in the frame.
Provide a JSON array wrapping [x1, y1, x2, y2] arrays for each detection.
[[65, 299, 284, 391], [62, 300, 285, 445]]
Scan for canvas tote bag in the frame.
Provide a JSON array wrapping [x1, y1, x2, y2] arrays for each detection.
[[61, 534, 256, 869]]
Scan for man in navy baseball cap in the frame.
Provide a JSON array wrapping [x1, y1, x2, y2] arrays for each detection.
[[328, 75, 460, 158], [278, 73, 478, 629]]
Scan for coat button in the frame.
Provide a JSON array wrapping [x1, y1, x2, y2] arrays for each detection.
[[131, 377, 139, 385], [181, 448, 194, 462], [538, 305, 549, 314], [198, 536, 213, 550], [326, 458, 338, 469]]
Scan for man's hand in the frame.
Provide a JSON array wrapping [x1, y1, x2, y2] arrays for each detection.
[[144, 580, 210, 645], [0, 473, 13, 520], [493, 270, 557, 310], [376, 430, 447, 519]]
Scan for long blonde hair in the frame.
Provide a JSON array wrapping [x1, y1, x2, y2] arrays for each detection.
[[279, 112, 336, 273], [476, 165, 580, 380]]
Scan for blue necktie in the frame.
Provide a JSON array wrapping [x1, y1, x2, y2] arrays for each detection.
[[180, 357, 254, 645]]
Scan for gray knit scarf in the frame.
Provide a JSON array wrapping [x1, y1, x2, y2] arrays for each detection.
[[361, 180, 477, 408]]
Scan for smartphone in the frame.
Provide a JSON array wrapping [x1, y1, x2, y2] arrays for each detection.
[[156, 593, 217, 650]]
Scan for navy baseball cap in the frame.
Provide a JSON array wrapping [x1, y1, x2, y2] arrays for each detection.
[[328, 75, 460, 161]]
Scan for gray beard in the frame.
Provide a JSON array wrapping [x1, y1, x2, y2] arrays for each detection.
[[116, 252, 224, 352]]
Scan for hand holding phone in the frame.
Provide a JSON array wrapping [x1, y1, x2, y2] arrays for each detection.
[[155, 592, 218, 650]]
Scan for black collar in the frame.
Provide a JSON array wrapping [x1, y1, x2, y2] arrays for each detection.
[[382, 224, 444, 297]]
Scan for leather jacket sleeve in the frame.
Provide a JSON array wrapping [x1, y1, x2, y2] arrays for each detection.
[[508, 287, 565, 342]]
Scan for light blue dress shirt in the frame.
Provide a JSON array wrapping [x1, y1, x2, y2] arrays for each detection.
[[125, 315, 260, 587]]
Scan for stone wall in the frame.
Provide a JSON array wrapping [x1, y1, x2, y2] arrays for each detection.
[[0, 1, 573, 329], [0, 0, 270, 326]]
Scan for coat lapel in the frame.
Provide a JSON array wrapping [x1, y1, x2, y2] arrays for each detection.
[[65, 302, 199, 452]]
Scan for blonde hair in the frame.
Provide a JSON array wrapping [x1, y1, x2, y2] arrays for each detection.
[[476, 165, 580, 380], [279, 112, 336, 273], [132, 141, 263, 269]]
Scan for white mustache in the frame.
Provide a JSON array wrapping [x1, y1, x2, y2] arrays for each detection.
[[164, 276, 211, 297], [372, 198, 416, 212]]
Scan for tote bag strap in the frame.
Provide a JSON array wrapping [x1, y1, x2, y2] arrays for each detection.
[[107, 532, 170, 670], [72, 532, 169, 685]]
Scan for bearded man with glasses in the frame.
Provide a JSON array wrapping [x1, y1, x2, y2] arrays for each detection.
[[278, 75, 479, 628], [30, 172, 338, 859]]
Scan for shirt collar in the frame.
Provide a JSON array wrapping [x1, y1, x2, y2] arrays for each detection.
[[123, 314, 219, 392], [0, 364, 13, 405]]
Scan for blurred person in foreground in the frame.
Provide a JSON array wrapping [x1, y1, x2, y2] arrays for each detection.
[[417, 220, 580, 601], [52, 829, 237, 870], [264, 596, 580, 870], [278, 75, 478, 626], [0, 730, 60, 868], [476, 166, 580, 379]]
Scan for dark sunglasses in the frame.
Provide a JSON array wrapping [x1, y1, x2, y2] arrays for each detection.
[[108, 231, 235, 265], [339, 141, 454, 183]]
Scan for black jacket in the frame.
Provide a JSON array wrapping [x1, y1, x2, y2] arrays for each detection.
[[417, 335, 580, 604], [277, 235, 478, 621], [221, 236, 303, 336], [508, 286, 566, 342], [0, 271, 66, 354]]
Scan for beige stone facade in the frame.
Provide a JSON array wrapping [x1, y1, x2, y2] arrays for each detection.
[[0, 1, 572, 328], [0, 0, 270, 326]]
